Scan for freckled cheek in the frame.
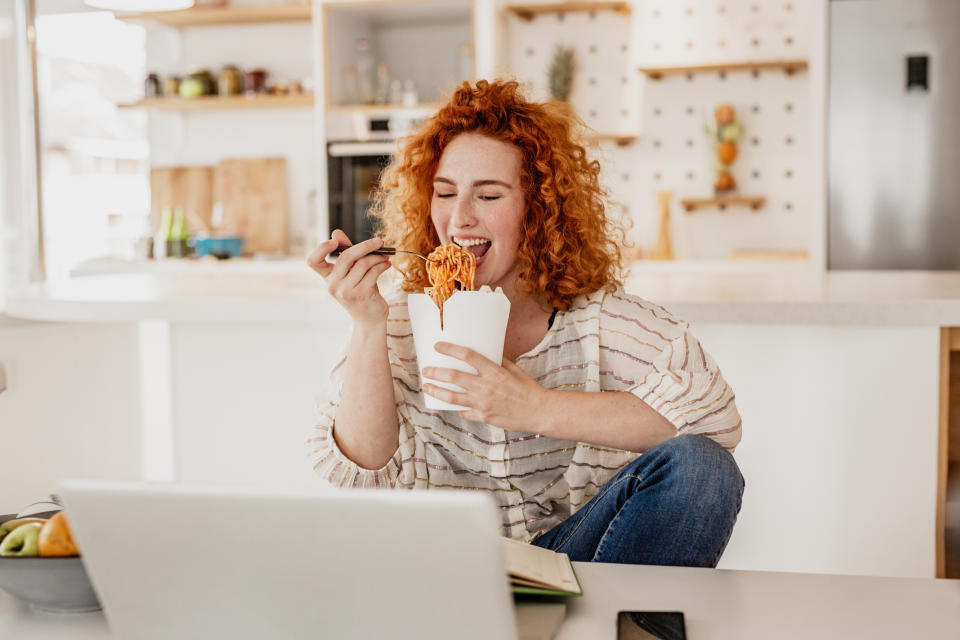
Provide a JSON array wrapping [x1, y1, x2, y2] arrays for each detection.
[[430, 209, 448, 239], [487, 209, 524, 249]]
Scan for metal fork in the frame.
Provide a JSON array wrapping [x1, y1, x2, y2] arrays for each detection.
[[330, 245, 434, 262]]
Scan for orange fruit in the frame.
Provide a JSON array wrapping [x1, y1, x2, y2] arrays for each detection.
[[715, 172, 735, 191], [716, 141, 738, 165], [714, 104, 735, 124], [38, 512, 79, 557]]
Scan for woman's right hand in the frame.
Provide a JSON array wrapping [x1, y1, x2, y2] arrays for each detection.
[[307, 229, 393, 329]]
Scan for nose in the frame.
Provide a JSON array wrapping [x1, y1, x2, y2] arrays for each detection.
[[449, 194, 477, 230]]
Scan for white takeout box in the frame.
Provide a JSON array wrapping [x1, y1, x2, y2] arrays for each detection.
[[408, 286, 511, 411]]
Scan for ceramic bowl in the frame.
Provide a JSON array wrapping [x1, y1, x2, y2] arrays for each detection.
[[0, 555, 101, 612], [0, 512, 100, 612]]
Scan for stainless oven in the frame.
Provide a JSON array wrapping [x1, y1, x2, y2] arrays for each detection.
[[326, 108, 433, 243]]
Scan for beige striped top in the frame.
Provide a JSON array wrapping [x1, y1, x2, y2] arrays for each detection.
[[306, 282, 742, 542]]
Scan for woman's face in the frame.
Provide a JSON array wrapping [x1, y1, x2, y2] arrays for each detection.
[[430, 133, 526, 293]]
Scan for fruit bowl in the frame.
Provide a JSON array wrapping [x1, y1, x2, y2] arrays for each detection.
[[0, 555, 101, 612], [0, 513, 100, 612]]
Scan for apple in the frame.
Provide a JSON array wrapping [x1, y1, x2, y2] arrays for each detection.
[[0, 522, 42, 557], [179, 77, 204, 99], [0, 517, 47, 545], [38, 512, 79, 557]]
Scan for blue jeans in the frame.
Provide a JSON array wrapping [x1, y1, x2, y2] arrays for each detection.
[[532, 434, 744, 568]]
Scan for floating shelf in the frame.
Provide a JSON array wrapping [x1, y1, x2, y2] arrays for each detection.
[[680, 196, 766, 212], [119, 94, 314, 112], [639, 59, 808, 80], [507, 2, 631, 21], [583, 134, 639, 147], [118, 4, 311, 27], [729, 249, 809, 261], [326, 103, 441, 114]]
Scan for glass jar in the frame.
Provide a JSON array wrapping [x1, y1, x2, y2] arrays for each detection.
[[163, 75, 180, 98], [144, 73, 161, 98], [218, 65, 243, 97], [244, 69, 268, 95]]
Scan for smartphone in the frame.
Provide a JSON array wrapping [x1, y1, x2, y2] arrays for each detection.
[[616, 611, 687, 640]]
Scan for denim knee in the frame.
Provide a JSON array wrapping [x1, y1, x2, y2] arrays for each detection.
[[640, 434, 745, 515]]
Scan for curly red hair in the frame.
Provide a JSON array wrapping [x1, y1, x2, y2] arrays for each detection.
[[369, 79, 626, 311]]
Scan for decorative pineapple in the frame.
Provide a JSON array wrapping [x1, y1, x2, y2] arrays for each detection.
[[706, 103, 743, 193], [548, 45, 575, 101]]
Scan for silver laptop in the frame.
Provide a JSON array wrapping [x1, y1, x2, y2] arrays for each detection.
[[59, 481, 517, 640]]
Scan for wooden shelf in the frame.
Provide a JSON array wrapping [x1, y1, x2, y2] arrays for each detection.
[[119, 94, 314, 111], [729, 249, 809, 262], [507, 2, 631, 21], [118, 4, 311, 27], [680, 196, 766, 212], [326, 103, 440, 114], [639, 59, 808, 80], [583, 134, 638, 147]]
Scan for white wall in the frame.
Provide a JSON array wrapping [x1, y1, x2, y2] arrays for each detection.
[[707, 324, 940, 578], [166, 316, 350, 488], [0, 318, 142, 511]]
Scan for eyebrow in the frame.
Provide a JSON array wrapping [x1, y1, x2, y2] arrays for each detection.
[[433, 177, 514, 189]]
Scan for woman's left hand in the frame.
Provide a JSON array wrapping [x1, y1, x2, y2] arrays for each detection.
[[421, 342, 549, 431]]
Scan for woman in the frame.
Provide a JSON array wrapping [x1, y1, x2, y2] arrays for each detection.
[[307, 80, 743, 568]]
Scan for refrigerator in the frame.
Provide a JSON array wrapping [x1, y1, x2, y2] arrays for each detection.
[[828, 0, 960, 270]]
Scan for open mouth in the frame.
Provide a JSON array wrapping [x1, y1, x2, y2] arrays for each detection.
[[454, 238, 491, 261]]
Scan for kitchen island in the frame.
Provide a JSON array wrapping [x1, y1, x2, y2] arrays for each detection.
[[4, 267, 960, 580]]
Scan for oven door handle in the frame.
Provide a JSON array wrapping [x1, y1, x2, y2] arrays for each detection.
[[328, 142, 397, 157]]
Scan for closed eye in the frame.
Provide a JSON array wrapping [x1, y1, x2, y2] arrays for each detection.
[[435, 193, 456, 199], [479, 195, 501, 201]]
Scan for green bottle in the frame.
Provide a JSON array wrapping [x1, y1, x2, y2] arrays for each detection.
[[156, 207, 173, 259], [170, 208, 188, 257]]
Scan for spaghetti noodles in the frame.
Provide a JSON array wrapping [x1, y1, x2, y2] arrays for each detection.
[[425, 243, 477, 329]]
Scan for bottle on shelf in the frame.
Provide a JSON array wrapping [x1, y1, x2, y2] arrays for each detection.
[[389, 79, 403, 106], [356, 37, 375, 104], [401, 79, 418, 107], [154, 207, 172, 260], [375, 63, 390, 105], [169, 207, 190, 258], [342, 64, 359, 105]]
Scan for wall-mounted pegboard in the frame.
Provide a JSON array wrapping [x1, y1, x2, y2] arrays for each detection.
[[503, 0, 820, 263], [505, 5, 639, 136]]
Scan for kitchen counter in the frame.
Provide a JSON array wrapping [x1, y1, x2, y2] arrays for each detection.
[[8, 267, 960, 326]]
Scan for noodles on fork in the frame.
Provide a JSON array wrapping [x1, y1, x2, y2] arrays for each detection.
[[425, 243, 477, 329]]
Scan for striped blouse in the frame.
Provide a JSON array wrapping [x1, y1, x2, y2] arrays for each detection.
[[305, 282, 742, 542]]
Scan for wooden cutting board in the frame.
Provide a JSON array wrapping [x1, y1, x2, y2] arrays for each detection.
[[149, 166, 215, 233], [216, 157, 288, 255]]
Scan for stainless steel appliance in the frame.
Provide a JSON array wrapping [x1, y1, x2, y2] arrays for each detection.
[[828, 0, 960, 269], [325, 108, 432, 243]]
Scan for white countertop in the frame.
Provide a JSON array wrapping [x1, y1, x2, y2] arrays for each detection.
[[2, 562, 958, 639], [8, 261, 960, 326]]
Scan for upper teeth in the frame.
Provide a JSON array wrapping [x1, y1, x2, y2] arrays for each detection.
[[454, 238, 490, 247]]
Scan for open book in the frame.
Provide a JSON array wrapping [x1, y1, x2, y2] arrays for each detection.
[[501, 536, 583, 597]]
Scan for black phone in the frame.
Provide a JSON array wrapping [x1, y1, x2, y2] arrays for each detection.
[[616, 611, 687, 640]]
